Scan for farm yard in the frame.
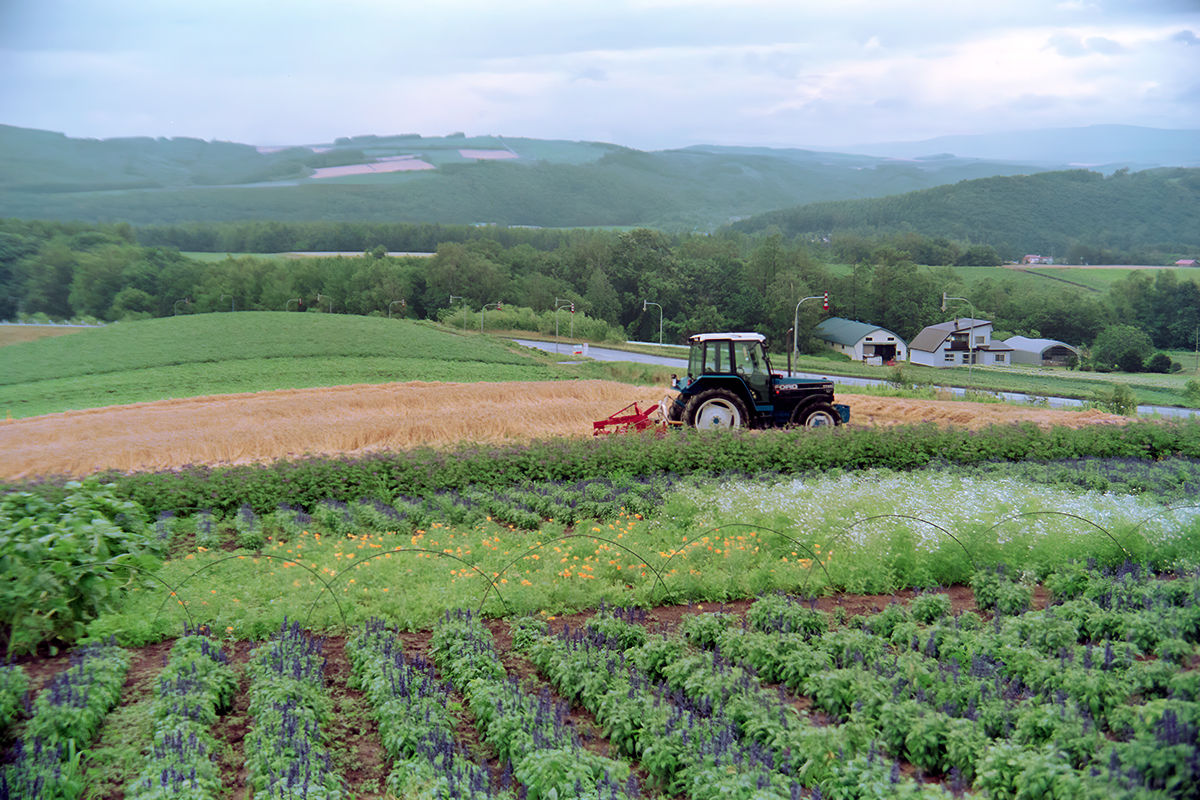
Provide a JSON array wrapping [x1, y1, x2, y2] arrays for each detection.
[[2, 316, 1200, 799]]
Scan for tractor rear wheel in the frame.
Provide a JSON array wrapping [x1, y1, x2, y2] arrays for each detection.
[[685, 389, 749, 430], [793, 402, 839, 428]]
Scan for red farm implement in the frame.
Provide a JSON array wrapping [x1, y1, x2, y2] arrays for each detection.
[[592, 401, 668, 436]]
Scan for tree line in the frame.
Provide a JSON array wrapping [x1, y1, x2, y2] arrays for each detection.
[[2, 218, 1197, 356]]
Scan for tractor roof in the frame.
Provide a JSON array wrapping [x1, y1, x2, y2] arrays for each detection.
[[688, 332, 766, 343]]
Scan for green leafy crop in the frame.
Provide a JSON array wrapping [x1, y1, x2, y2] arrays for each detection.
[[0, 479, 159, 656]]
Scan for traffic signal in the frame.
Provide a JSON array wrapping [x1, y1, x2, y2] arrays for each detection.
[[570, 303, 575, 313], [823, 291, 829, 311]]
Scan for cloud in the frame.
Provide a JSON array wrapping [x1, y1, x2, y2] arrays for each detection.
[[1084, 36, 1124, 54], [572, 67, 608, 82], [1046, 33, 1125, 57], [1, 0, 1198, 150]]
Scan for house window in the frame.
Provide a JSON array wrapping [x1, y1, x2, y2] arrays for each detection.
[[996, 354, 1005, 363], [976, 335, 985, 344], [944, 352, 955, 363]]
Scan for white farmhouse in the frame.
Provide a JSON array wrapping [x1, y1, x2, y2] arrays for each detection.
[[812, 317, 907, 364], [909, 318, 1014, 368]]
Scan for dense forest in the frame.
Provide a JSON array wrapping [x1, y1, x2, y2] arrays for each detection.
[[732, 167, 1200, 265], [3, 218, 1198, 356]]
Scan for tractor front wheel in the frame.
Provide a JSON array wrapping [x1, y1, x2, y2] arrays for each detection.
[[686, 389, 749, 430], [793, 402, 839, 428]]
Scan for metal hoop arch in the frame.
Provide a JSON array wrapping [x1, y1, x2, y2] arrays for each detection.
[[980, 511, 1128, 561], [312, 547, 512, 623], [1129, 504, 1200, 539], [151, 553, 349, 633], [842, 514, 976, 568], [484, 534, 677, 610], [666, 524, 835, 595]]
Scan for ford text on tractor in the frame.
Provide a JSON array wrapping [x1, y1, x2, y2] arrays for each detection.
[[664, 332, 849, 430]]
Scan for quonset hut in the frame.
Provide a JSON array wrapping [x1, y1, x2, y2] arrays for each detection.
[[1003, 336, 1080, 366]]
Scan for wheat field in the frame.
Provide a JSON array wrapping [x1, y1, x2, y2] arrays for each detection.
[[0, 380, 669, 479], [0, 380, 1128, 480]]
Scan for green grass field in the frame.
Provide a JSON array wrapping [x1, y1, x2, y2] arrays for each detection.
[[1022, 266, 1200, 292], [3, 312, 1196, 419], [0, 314, 568, 417]]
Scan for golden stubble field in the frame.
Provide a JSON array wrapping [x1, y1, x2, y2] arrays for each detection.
[[0, 380, 1130, 480]]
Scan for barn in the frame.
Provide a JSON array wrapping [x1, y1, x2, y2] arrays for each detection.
[[812, 317, 908, 364], [1003, 336, 1080, 366]]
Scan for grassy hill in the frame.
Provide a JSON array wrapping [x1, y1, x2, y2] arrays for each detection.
[[731, 168, 1200, 262], [0, 125, 1064, 231], [0, 314, 569, 417]]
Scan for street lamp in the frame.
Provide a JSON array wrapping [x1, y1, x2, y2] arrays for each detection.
[[450, 295, 467, 332], [554, 298, 573, 353], [389, 300, 406, 318], [221, 294, 234, 312], [174, 298, 189, 316], [941, 292, 978, 381], [793, 292, 828, 356], [481, 302, 501, 333], [317, 293, 333, 314], [786, 327, 794, 376], [643, 300, 663, 346]]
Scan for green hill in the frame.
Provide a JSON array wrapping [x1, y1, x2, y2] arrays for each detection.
[[0, 314, 560, 417], [730, 168, 1200, 262], [0, 125, 1063, 231]]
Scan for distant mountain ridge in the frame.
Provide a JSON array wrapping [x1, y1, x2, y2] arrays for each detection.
[[806, 124, 1200, 169], [0, 123, 1195, 230]]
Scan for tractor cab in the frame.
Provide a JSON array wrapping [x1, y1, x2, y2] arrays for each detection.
[[668, 332, 849, 430], [683, 333, 773, 402]]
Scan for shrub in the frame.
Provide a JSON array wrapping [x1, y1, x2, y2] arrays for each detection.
[[1145, 352, 1174, 374], [910, 592, 952, 624], [1088, 383, 1138, 415], [0, 480, 158, 656]]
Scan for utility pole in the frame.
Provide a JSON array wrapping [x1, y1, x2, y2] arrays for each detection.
[[942, 292, 977, 382], [643, 300, 663, 346], [554, 298, 573, 353], [481, 302, 501, 333], [449, 295, 467, 332], [794, 292, 827, 357]]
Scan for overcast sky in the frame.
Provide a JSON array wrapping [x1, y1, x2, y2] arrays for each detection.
[[1, 0, 1197, 151]]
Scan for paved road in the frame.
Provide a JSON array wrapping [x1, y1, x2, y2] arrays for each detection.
[[512, 339, 1198, 418]]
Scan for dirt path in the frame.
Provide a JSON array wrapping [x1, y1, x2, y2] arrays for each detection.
[[0, 381, 1129, 480]]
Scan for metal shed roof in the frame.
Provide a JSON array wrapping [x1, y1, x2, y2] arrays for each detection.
[[1004, 336, 1080, 356], [813, 317, 905, 347]]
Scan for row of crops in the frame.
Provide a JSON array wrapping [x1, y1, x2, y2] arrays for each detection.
[[3, 562, 1198, 799]]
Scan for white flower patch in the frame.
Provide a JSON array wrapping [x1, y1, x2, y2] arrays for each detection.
[[673, 471, 1200, 554]]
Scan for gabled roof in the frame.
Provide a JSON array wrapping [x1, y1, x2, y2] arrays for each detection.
[[910, 318, 991, 353], [813, 317, 905, 347]]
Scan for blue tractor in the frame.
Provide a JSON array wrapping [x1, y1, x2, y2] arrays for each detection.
[[665, 332, 850, 430]]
